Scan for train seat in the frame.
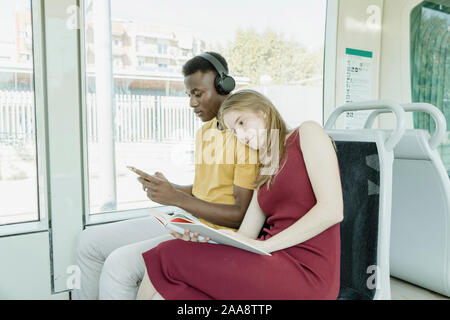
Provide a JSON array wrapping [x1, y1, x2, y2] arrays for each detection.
[[324, 100, 407, 300], [364, 103, 450, 297]]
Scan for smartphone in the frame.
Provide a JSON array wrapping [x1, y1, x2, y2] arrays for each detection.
[[127, 166, 154, 181]]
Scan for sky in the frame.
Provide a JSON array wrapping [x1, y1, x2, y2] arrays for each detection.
[[110, 0, 327, 50], [0, 0, 327, 50]]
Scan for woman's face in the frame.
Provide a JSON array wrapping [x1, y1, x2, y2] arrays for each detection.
[[223, 109, 267, 150]]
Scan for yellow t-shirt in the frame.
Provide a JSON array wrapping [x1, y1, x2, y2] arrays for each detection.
[[192, 118, 259, 230]]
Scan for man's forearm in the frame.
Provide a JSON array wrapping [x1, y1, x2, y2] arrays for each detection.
[[173, 191, 244, 229], [171, 184, 193, 196]]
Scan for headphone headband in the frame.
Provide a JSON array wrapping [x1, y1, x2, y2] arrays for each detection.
[[198, 53, 228, 76], [198, 53, 236, 95]]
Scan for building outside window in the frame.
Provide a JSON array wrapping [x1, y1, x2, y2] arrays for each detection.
[[0, 0, 38, 225]]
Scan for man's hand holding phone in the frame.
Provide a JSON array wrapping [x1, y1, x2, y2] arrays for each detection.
[[127, 166, 182, 206]]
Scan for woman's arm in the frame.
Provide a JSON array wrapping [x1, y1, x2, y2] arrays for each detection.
[[259, 121, 343, 253], [236, 191, 267, 239]]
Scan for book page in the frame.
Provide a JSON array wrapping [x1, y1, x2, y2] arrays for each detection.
[[171, 222, 271, 256]]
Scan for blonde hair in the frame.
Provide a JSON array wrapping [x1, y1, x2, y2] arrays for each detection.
[[218, 89, 292, 190]]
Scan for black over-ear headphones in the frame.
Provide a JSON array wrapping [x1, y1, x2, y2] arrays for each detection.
[[198, 53, 236, 95]]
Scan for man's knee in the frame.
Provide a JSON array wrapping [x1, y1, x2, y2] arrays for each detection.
[[98, 246, 146, 299], [76, 228, 101, 260], [101, 246, 144, 283]]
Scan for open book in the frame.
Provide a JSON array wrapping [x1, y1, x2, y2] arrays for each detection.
[[150, 210, 271, 256]]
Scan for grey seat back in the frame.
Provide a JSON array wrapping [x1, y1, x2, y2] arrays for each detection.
[[389, 129, 450, 296]]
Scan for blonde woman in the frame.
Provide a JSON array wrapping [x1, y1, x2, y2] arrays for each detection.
[[137, 89, 343, 300]]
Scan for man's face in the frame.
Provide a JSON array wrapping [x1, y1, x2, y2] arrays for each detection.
[[184, 71, 226, 122]]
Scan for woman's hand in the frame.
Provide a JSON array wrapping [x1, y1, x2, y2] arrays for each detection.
[[219, 229, 269, 253], [169, 229, 210, 243]]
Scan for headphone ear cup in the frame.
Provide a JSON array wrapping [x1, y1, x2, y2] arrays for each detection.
[[221, 75, 236, 94], [214, 74, 235, 95], [214, 74, 226, 95]]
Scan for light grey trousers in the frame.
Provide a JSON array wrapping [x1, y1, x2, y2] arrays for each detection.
[[71, 216, 174, 300]]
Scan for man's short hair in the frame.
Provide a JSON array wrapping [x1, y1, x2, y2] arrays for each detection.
[[182, 52, 229, 77]]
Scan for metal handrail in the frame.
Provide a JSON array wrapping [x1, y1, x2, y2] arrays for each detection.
[[363, 103, 447, 150], [324, 99, 406, 152]]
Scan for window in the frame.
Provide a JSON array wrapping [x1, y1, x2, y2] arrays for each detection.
[[158, 43, 168, 55], [113, 57, 122, 68], [136, 38, 144, 51], [0, 1, 38, 225], [82, 0, 326, 216], [410, 1, 450, 170]]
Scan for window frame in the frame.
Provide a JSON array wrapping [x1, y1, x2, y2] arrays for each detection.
[[323, 0, 339, 124], [0, 0, 49, 236], [79, 0, 335, 226], [79, 0, 179, 226]]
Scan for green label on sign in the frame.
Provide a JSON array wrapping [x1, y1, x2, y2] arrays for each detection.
[[346, 48, 373, 58]]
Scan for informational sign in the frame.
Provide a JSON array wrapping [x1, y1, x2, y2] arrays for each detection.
[[344, 48, 373, 129]]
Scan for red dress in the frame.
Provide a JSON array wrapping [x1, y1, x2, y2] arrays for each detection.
[[142, 129, 341, 299]]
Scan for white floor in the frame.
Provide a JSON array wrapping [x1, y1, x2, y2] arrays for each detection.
[[390, 277, 449, 300]]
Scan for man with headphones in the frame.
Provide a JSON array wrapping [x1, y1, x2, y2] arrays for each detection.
[[73, 52, 259, 300], [135, 52, 257, 230]]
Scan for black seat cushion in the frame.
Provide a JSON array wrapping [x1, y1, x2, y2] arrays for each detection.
[[337, 286, 372, 300], [335, 141, 380, 300]]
